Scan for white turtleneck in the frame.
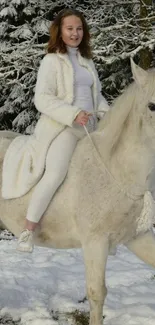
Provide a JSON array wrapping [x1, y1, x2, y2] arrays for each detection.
[[67, 46, 97, 131]]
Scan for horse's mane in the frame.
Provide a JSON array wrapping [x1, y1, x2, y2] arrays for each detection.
[[97, 69, 155, 156]]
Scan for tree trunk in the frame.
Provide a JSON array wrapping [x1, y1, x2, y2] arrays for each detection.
[[139, 0, 153, 69]]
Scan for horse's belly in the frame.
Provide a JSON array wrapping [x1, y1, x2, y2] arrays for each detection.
[[0, 180, 81, 249], [35, 230, 81, 249]]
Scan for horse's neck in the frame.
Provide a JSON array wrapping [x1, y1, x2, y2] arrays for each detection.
[[94, 115, 153, 195], [110, 116, 154, 193]]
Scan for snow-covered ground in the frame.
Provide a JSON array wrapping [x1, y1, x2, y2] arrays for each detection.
[[0, 231, 155, 325]]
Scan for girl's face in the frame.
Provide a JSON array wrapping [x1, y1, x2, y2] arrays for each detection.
[[61, 15, 84, 48]]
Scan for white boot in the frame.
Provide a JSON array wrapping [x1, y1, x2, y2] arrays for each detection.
[[16, 229, 34, 253]]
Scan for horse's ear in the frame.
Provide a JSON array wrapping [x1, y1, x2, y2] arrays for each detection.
[[130, 58, 148, 87]]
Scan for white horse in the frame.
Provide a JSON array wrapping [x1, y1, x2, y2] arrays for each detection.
[[1, 60, 155, 325]]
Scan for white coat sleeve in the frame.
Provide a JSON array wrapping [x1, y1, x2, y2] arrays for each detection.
[[97, 91, 110, 119], [91, 61, 110, 119], [34, 55, 81, 127]]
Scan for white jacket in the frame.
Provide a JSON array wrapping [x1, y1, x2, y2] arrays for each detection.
[[2, 52, 109, 199], [34, 51, 109, 128]]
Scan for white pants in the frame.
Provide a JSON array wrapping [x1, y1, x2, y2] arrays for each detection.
[[26, 127, 83, 223]]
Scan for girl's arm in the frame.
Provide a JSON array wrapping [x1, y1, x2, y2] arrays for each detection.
[[90, 60, 110, 118]]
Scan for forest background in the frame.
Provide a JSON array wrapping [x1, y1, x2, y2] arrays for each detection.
[[0, 0, 155, 134]]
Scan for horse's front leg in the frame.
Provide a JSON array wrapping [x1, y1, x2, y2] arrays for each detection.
[[82, 234, 109, 325], [126, 230, 155, 267]]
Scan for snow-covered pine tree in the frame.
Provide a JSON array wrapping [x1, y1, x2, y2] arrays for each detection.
[[0, 0, 155, 133], [139, 0, 154, 69]]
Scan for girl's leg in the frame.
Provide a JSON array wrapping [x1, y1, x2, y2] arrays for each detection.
[[26, 128, 78, 223], [17, 128, 78, 252]]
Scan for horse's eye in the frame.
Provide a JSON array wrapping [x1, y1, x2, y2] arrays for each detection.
[[148, 102, 155, 111]]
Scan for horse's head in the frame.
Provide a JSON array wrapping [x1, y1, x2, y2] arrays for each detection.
[[130, 59, 155, 144]]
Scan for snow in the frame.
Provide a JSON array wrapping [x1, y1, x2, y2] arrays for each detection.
[[0, 6, 17, 18], [0, 235, 155, 325]]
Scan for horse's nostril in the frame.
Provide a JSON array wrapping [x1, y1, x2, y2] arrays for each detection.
[[148, 102, 155, 111]]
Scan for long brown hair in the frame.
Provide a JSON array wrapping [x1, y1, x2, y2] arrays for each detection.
[[47, 8, 92, 59]]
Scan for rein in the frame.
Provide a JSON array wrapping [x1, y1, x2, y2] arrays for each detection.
[[83, 113, 144, 201]]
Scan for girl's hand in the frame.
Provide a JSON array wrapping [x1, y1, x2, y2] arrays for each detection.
[[74, 111, 92, 126]]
